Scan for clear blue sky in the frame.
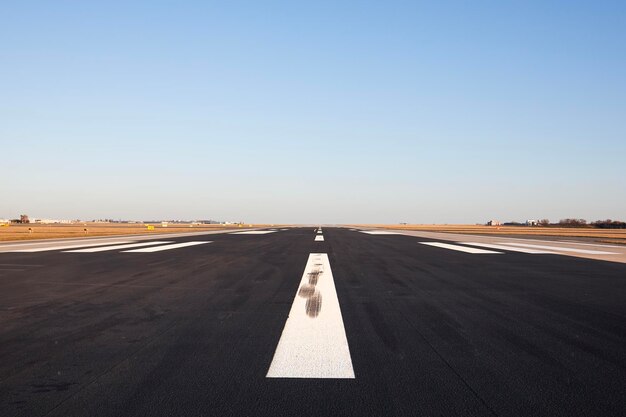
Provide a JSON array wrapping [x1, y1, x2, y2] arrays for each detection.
[[2, 1, 625, 223]]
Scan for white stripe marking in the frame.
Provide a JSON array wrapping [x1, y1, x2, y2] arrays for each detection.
[[9, 241, 134, 252], [498, 242, 617, 255], [557, 241, 626, 248], [64, 241, 174, 253], [230, 231, 276, 235], [122, 241, 210, 252], [419, 242, 502, 254], [315, 235, 324, 241], [461, 242, 554, 254], [360, 231, 401, 235], [267, 253, 354, 379]]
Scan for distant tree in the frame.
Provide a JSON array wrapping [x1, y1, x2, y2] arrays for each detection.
[[559, 218, 588, 227], [538, 219, 550, 226], [592, 219, 626, 229]]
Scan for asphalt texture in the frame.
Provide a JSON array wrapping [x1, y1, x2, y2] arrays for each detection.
[[1, 228, 625, 417]]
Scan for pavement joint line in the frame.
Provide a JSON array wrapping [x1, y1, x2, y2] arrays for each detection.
[[372, 229, 626, 249], [230, 231, 277, 235], [27, 281, 218, 290], [6, 241, 135, 252], [0, 229, 253, 247], [460, 242, 554, 254], [64, 241, 175, 253], [267, 253, 355, 379], [360, 231, 401, 235], [122, 241, 211, 253], [557, 241, 626, 248], [419, 242, 502, 254], [498, 242, 618, 255]]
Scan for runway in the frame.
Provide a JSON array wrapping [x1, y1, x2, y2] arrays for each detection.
[[1, 228, 625, 416]]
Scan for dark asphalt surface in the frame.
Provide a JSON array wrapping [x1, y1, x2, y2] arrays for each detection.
[[1, 228, 625, 417]]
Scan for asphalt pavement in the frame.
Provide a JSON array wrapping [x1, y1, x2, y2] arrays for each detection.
[[1, 228, 625, 416]]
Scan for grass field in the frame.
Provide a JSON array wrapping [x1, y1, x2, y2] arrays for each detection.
[[0, 223, 275, 241], [357, 224, 626, 245]]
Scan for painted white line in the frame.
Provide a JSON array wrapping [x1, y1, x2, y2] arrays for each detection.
[[122, 241, 210, 252], [9, 241, 134, 252], [419, 242, 502, 254], [64, 241, 174, 253], [230, 231, 276, 235], [267, 253, 354, 379], [461, 242, 554, 254], [360, 231, 401, 235], [459, 235, 626, 249], [317, 230, 323, 234], [498, 242, 617, 255], [558, 241, 626, 249], [315, 235, 324, 242]]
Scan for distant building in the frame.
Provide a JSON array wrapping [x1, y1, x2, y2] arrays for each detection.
[[33, 218, 74, 224], [525, 220, 538, 226], [20, 214, 30, 224], [486, 220, 501, 226]]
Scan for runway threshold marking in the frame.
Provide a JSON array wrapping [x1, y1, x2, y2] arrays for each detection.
[[230, 231, 276, 235], [499, 242, 617, 255], [122, 241, 210, 252], [315, 235, 324, 241], [64, 241, 174, 253], [419, 242, 502, 254], [8, 241, 134, 252], [461, 242, 554, 254], [267, 253, 354, 379]]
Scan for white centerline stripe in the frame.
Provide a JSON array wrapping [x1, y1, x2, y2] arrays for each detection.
[[230, 231, 276, 235], [64, 241, 174, 253], [267, 253, 354, 379], [9, 241, 134, 252], [461, 242, 554, 254], [122, 241, 210, 252], [419, 242, 502, 254], [315, 235, 324, 241], [498, 242, 617, 255]]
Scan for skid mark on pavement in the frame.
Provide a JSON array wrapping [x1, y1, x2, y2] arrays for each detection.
[[267, 253, 354, 379]]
